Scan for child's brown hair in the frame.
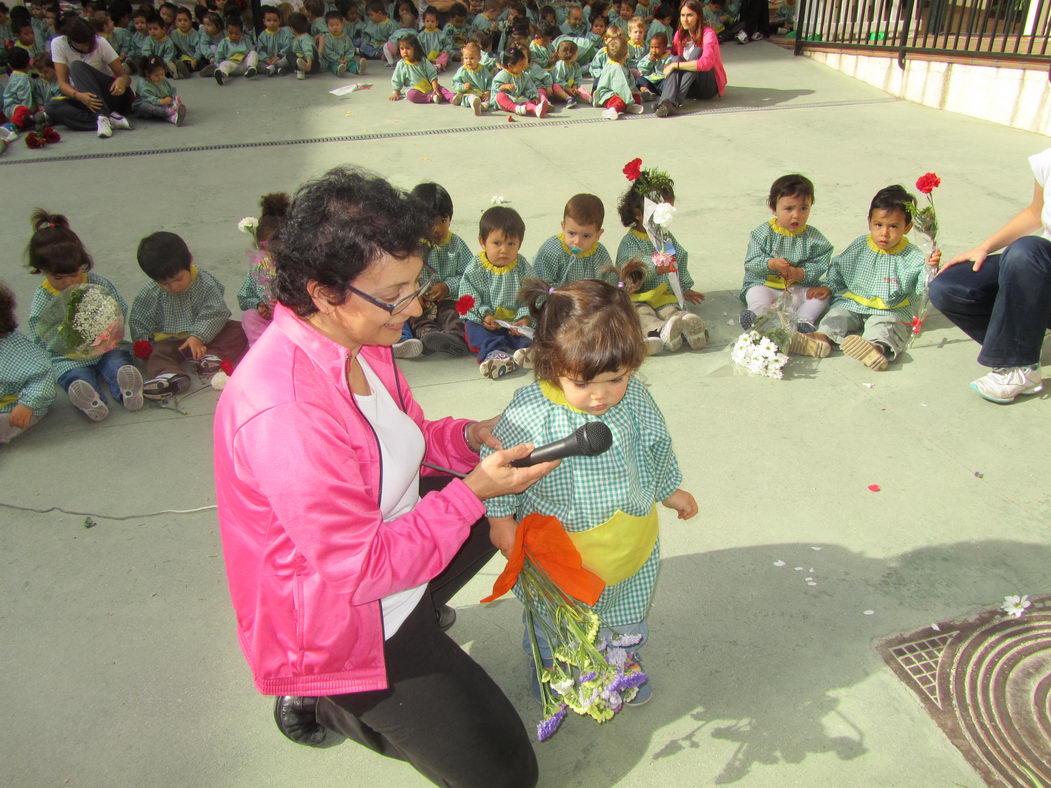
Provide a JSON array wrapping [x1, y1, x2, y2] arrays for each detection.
[[0, 282, 17, 337], [563, 193, 604, 229], [26, 209, 94, 276], [518, 276, 645, 385]]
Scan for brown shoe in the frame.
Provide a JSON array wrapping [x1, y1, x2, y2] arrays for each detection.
[[841, 334, 889, 371], [788, 332, 831, 358]]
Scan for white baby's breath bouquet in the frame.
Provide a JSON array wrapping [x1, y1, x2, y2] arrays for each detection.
[[37, 283, 124, 360]]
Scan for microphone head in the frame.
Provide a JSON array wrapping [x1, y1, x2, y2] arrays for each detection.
[[576, 422, 613, 456]]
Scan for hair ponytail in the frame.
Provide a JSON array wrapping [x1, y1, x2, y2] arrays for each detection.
[[26, 209, 92, 276]]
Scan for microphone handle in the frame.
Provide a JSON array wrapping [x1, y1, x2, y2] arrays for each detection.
[[509, 436, 579, 468]]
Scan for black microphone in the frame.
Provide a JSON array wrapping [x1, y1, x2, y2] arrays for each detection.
[[510, 422, 613, 468]]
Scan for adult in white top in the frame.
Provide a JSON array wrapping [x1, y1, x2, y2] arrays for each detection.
[[45, 17, 134, 138], [930, 147, 1051, 403]]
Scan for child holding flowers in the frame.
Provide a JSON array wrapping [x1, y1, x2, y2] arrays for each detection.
[[484, 276, 698, 707], [26, 209, 143, 422], [236, 192, 289, 346]]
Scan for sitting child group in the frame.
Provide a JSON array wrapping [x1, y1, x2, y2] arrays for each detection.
[[1, 166, 940, 443]]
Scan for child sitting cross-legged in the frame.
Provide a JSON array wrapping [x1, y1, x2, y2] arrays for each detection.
[[458, 205, 536, 379], [533, 193, 614, 288], [130, 231, 248, 399], [801, 185, 941, 370], [213, 16, 259, 84]]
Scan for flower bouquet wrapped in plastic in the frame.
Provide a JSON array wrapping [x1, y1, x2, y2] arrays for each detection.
[[482, 514, 647, 741], [623, 158, 685, 307], [36, 283, 124, 361], [730, 289, 794, 379]]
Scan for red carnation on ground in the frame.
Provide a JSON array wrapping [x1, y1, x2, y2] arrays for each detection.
[[456, 294, 475, 315], [622, 158, 643, 181], [915, 172, 941, 194], [133, 340, 153, 359], [219, 360, 234, 375]]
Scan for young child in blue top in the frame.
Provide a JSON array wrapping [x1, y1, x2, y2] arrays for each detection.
[[444, 2, 471, 58], [2, 48, 43, 130], [560, 3, 587, 36], [418, 6, 451, 72], [646, 2, 674, 43], [593, 35, 643, 119], [256, 5, 294, 76], [170, 7, 201, 75], [406, 182, 472, 356], [459, 206, 535, 379], [634, 31, 668, 98], [490, 45, 550, 117], [213, 16, 259, 84], [360, 0, 397, 60], [533, 194, 614, 287], [0, 281, 55, 443], [195, 13, 224, 77], [389, 35, 455, 103], [132, 55, 187, 125], [342, 3, 366, 46], [287, 12, 316, 77], [804, 185, 940, 370], [140, 13, 180, 78], [451, 42, 491, 114], [304, 0, 328, 37], [549, 38, 591, 106], [26, 210, 143, 422], [320, 10, 365, 75]]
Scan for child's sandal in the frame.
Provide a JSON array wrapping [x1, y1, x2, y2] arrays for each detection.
[[840, 334, 889, 371], [788, 332, 831, 358], [143, 372, 191, 400]]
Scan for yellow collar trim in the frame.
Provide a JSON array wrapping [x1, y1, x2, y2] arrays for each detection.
[[558, 233, 599, 258], [867, 236, 909, 255], [769, 217, 806, 237], [41, 279, 62, 296], [539, 379, 587, 413], [189, 264, 199, 283], [629, 228, 649, 240], [429, 231, 452, 247], [479, 251, 517, 274]]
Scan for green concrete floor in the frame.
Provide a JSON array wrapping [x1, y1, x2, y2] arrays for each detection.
[[2, 41, 1048, 787]]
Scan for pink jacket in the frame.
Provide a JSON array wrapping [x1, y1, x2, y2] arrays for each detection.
[[672, 26, 727, 96], [213, 304, 486, 696]]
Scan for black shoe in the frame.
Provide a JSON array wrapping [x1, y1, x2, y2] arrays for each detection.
[[437, 604, 456, 631], [421, 330, 469, 356], [214, 70, 225, 86], [274, 696, 329, 747], [655, 101, 672, 118]]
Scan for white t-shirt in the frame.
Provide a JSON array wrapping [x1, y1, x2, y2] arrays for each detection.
[[1029, 147, 1051, 240], [354, 355, 429, 640], [51, 35, 119, 77]]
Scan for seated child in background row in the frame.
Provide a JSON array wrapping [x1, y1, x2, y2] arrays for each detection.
[[237, 192, 290, 345], [359, 0, 397, 61], [458, 205, 535, 379], [27, 210, 143, 422], [2, 47, 45, 130], [594, 35, 643, 119], [418, 6, 451, 72], [444, 2, 471, 56], [390, 34, 455, 103], [451, 42, 491, 114], [407, 182, 472, 356], [213, 17, 259, 85], [256, 4, 294, 77], [0, 281, 55, 443], [634, 31, 669, 99], [533, 193, 613, 287], [195, 12, 224, 77], [550, 38, 591, 107], [139, 13, 180, 78], [803, 185, 941, 370], [170, 7, 201, 74], [132, 55, 187, 125], [490, 45, 550, 117], [130, 232, 248, 399], [483, 277, 698, 706], [320, 10, 365, 76], [615, 166, 706, 353], [739, 173, 832, 348], [288, 12, 316, 78]]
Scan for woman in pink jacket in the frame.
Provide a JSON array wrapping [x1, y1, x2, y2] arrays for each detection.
[[655, 0, 727, 118], [213, 168, 556, 787]]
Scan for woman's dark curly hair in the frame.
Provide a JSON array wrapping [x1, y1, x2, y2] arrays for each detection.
[[0, 282, 18, 337], [272, 167, 430, 317]]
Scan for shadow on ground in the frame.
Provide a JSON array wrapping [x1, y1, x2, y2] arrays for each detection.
[[453, 539, 1051, 785]]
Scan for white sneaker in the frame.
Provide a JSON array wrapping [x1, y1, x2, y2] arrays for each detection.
[[512, 347, 533, 369], [336, 62, 347, 76], [680, 313, 708, 350], [659, 314, 684, 352], [969, 365, 1043, 404], [451, 92, 463, 106], [626, 102, 644, 114], [108, 113, 132, 130], [736, 29, 749, 44], [751, 31, 765, 40], [468, 94, 482, 116], [68, 380, 110, 421], [356, 56, 367, 74], [265, 63, 277, 76], [392, 338, 424, 358], [296, 56, 307, 71], [479, 351, 517, 379], [295, 69, 305, 79], [601, 107, 620, 120], [643, 336, 663, 356], [96, 115, 113, 138], [534, 96, 550, 117], [514, 104, 528, 115], [117, 364, 144, 411]]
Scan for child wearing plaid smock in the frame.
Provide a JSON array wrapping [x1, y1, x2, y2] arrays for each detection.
[[484, 278, 697, 705], [0, 282, 55, 443]]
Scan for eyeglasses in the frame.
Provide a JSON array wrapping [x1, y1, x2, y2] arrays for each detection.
[[346, 263, 438, 315]]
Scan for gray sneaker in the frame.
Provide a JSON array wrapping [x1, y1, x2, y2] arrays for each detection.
[[68, 380, 109, 421], [969, 365, 1043, 403], [392, 338, 424, 358]]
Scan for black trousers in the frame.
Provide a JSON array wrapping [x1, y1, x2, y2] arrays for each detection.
[[315, 476, 538, 788], [45, 60, 135, 131], [739, 0, 773, 36], [659, 58, 719, 105]]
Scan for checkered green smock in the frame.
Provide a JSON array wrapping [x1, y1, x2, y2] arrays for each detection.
[[426, 232, 473, 293], [740, 218, 833, 301], [456, 253, 534, 323], [0, 331, 56, 415], [615, 228, 695, 291], [532, 234, 613, 287], [129, 265, 231, 343], [827, 234, 927, 320], [28, 272, 128, 381], [483, 376, 683, 627]]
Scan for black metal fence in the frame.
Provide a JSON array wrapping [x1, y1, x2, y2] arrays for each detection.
[[793, 0, 1051, 67]]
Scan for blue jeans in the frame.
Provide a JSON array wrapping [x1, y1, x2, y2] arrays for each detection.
[[929, 236, 1051, 367], [464, 320, 531, 361], [57, 348, 135, 403]]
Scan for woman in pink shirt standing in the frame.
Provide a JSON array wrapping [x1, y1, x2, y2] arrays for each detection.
[[213, 167, 556, 787], [655, 0, 727, 118]]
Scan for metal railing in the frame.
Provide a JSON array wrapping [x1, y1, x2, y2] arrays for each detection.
[[793, 0, 1051, 68]]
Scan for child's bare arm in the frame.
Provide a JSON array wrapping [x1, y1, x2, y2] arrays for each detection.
[[488, 515, 519, 554], [661, 489, 698, 520]]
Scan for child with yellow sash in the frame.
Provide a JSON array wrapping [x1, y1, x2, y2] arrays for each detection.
[[615, 167, 706, 354], [484, 277, 698, 705], [738, 174, 833, 338], [804, 185, 940, 371]]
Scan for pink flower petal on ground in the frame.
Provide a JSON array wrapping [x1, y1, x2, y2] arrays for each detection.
[[867, 484, 881, 492]]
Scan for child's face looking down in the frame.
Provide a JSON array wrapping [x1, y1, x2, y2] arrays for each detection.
[[773, 193, 811, 233], [156, 269, 194, 294], [561, 215, 603, 255], [481, 229, 521, 267], [45, 268, 87, 292], [398, 39, 414, 59], [868, 208, 911, 250], [328, 16, 345, 34], [430, 216, 451, 244], [558, 367, 631, 415], [228, 25, 243, 42]]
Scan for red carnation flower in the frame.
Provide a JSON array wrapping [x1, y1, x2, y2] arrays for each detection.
[[456, 294, 475, 315], [622, 158, 643, 181], [219, 360, 234, 376], [133, 340, 153, 360], [915, 173, 941, 195]]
